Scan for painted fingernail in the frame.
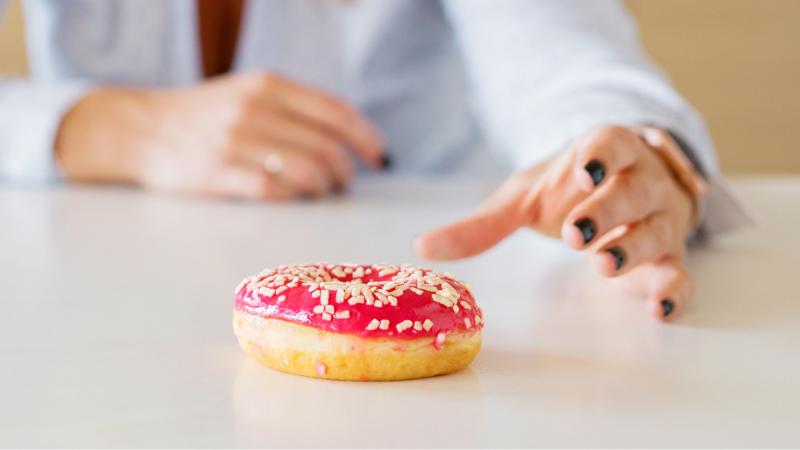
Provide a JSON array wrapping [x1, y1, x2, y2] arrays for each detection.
[[380, 154, 392, 170], [661, 298, 675, 317], [573, 218, 597, 245], [584, 160, 606, 186], [605, 246, 626, 270]]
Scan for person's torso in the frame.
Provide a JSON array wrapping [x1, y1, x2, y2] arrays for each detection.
[[22, 0, 497, 173]]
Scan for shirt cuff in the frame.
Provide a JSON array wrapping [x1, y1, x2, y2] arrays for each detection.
[[665, 128, 760, 236], [0, 80, 90, 184]]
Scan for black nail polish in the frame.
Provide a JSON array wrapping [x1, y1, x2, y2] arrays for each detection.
[[584, 160, 606, 187], [606, 247, 626, 270], [661, 298, 675, 317], [573, 218, 597, 245], [380, 154, 392, 170]]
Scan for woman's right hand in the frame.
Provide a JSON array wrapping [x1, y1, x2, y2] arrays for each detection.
[[55, 72, 386, 200]]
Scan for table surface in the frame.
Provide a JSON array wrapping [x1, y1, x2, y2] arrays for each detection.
[[1, 175, 799, 448]]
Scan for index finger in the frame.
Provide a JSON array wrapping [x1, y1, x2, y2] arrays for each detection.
[[259, 74, 386, 169], [414, 176, 536, 261]]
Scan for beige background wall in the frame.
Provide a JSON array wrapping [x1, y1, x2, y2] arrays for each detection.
[[1, 0, 798, 173]]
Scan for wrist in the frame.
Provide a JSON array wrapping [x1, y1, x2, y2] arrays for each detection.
[[55, 88, 150, 184]]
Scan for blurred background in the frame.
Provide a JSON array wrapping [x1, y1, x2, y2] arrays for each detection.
[[1, 0, 798, 174]]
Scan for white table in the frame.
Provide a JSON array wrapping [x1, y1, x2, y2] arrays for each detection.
[[1, 175, 799, 447]]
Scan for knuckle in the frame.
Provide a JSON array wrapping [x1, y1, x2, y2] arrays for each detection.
[[251, 72, 279, 92], [624, 175, 654, 212], [231, 98, 260, 124], [595, 125, 632, 144]]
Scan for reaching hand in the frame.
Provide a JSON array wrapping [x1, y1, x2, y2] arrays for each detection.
[[56, 72, 385, 200], [415, 125, 705, 321]]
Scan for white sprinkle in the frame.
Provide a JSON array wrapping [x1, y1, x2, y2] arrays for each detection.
[[365, 268, 372, 275], [416, 284, 437, 292], [453, 305, 459, 314], [235, 279, 249, 295], [475, 315, 481, 324], [396, 320, 413, 332], [432, 294, 452, 307], [384, 282, 397, 291], [277, 295, 286, 303], [348, 295, 365, 305], [460, 301, 471, 310], [374, 300, 383, 308], [332, 268, 346, 278], [322, 313, 332, 321], [287, 283, 298, 288], [257, 287, 275, 297], [375, 291, 388, 304], [353, 267, 365, 278], [325, 304, 334, 314], [366, 319, 380, 330], [414, 321, 423, 331], [308, 283, 319, 292], [335, 310, 350, 319], [387, 295, 398, 306], [344, 267, 353, 274], [423, 319, 434, 331], [363, 289, 374, 304], [313, 305, 324, 314], [336, 289, 344, 303], [390, 288, 404, 297], [435, 332, 446, 348], [379, 319, 390, 330], [312, 290, 321, 298], [410, 287, 423, 295], [275, 286, 287, 295], [320, 290, 329, 305], [464, 318, 472, 329]]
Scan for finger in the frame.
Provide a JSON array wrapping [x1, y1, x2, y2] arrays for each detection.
[[232, 141, 335, 198], [629, 257, 694, 322], [253, 74, 385, 169], [414, 175, 537, 260], [205, 166, 296, 201], [268, 151, 334, 198], [593, 213, 683, 277], [238, 113, 354, 187], [572, 126, 644, 192], [561, 167, 669, 249]]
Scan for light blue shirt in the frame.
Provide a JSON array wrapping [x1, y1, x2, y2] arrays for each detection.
[[0, 0, 752, 233]]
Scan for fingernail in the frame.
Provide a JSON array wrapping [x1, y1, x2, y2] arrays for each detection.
[[605, 246, 626, 270], [661, 298, 675, 317], [573, 218, 597, 245], [584, 160, 606, 187], [380, 154, 392, 170]]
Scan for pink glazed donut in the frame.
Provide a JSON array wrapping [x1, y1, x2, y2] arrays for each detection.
[[233, 263, 484, 381]]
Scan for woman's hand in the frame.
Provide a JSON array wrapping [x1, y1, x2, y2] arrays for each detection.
[[414, 125, 703, 321], [55, 72, 386, 200]]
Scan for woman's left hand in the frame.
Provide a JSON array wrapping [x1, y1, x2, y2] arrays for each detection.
[[414, 125, 703, 321]]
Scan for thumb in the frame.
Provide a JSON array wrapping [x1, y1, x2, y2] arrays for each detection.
[[414, 176, 537, 261]]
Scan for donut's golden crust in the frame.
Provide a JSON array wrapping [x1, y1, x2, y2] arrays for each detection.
[[233, 308, 482, 381]]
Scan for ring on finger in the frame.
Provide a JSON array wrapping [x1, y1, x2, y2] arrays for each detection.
[[263, 152, 284, 175]]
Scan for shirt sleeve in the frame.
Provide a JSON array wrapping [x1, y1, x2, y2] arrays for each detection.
[[0, 77, 89, 184], [442, 0, 756, 235]]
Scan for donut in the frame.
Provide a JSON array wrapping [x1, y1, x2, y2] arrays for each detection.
[[233, 263, 484, 381]]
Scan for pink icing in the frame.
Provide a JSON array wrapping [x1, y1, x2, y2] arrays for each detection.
[[234, 263, 484, 340]]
